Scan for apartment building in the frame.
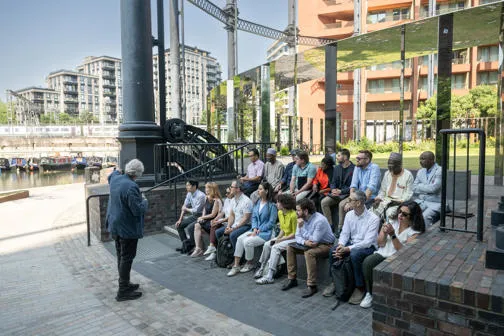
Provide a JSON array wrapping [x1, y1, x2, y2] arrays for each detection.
[[153, 45, 222, 125], [77, 56, 123, 123], [267, 39, 290, 63], [297, 0, 499, 144], [46, 70, 100, 119], [16, 87, 59, 118]]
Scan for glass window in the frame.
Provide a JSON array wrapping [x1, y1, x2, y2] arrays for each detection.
[[451, 74, 466, 89], [477, 71, 499, 85]]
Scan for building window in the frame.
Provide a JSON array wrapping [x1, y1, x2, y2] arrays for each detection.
[[478, 46, 499, 62], [451, 74, 466, 89], [477, 71, 498, 85], [368, 7, 410, 24]]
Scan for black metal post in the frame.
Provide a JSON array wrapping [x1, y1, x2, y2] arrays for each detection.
[[399, 25, 406, 155], [157, 0, 166, 130], [325, 43, 338, 152]]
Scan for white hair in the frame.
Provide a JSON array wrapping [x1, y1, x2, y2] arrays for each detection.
[[124, 159, 144, 178]]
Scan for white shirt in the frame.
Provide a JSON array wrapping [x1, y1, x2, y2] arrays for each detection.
[[376, 220, 420, 258], [339, 208, 380, 250], [230, 194, 253, 228], [222, 197, 233, 218]]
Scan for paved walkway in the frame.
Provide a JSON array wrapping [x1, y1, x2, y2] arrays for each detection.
[[0, 184, 267, 336]]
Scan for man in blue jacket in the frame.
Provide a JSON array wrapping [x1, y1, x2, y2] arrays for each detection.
[[106, 159, 148, 302]]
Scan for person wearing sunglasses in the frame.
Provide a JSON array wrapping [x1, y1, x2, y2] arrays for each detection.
[[360, 200, 425, 308]]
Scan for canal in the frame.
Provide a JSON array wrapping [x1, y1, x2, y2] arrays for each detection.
[[0, 170, 86, 192]]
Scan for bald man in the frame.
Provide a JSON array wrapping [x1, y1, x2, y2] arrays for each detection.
[[372, 152, 414, 221], [413, 151, 442, 226]]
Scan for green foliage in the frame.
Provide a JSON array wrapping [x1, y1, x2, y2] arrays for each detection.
[[469, 85, 497, 117], [417, 95, 437, 120], [40, 114, 57, 124], [280, 146, 290, 156], [343, 137, 437, 154], [0, 100, 7, 124], [57, 112, 73, 124], [79, 111, 99, 123]]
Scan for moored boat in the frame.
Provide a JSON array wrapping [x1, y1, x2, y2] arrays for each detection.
[[28, 157, 40, 171], [102, 156, 118, 168], [87, 156, 103, 169], [10, 158, 27, 171], [71, 156, 87, 170], [0, 158, 10, 171], [40, 156, 72, 171]]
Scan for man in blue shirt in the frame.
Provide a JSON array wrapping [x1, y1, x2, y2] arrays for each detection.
[[106, 159, 148, 301], [274, 149, 299, 193], [282, 199, 335, 298]]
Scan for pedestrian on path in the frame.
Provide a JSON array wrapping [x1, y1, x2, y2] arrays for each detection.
[[106, 159, 148, 302]]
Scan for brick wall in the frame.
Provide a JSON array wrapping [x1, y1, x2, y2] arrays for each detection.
[[372, 226, 504, 335]]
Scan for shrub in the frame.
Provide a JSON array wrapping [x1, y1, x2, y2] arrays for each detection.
[[280, 146, 290, 156]]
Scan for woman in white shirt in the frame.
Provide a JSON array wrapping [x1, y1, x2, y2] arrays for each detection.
[[360, 200, 425, 308]]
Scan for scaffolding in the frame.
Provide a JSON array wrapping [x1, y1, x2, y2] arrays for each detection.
[[5, 89, 40, 128]]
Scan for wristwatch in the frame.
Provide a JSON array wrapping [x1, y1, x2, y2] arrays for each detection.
[[391, 234, 397, 240]]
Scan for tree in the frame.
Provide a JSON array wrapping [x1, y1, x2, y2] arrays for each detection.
[[469, 85, 497, 117], [58, 112, 73, 124], [417, 95, 437, 120], [79, 111, 99, 124], [40, 114, 56, 124], [0, 100, 7, 124]]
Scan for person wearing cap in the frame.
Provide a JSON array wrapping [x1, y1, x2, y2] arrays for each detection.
[[274, 149, 298, 193], [372, 152, 414, 222], [106, 159, 148, 302], [251, 148, 284, 204]]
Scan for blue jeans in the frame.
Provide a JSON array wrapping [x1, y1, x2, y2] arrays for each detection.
[[328, 245, 375, 288], [215, 225, 251, 251]]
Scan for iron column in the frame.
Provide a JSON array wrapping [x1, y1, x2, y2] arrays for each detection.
[[169, 0, 182, 120]]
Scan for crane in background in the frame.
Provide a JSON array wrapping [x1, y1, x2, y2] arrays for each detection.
[[5, 90, 40, 127]]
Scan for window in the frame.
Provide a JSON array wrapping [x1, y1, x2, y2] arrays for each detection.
[[477, 71, 499, 85], [478, 46, 499, 62], [451, 74, 466, 89], [368, 79, 385, 93]]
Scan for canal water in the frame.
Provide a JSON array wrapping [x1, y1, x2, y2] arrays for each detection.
[[0, 170, 85, 192]]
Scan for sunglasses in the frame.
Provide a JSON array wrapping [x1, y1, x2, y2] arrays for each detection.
[[355, 157, 367, 161], [398, 210, 411, 217]]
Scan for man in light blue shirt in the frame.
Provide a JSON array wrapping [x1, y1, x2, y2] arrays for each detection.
[[413, 151, 442, 226], [282, 199, 335, 298], [286, 151, 317, 201]]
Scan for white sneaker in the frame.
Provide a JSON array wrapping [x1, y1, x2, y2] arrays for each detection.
[[240, 263, 255, 273], [203, 245, 216, 256], [255, 277, 274, 285], [227, 266, 241, 277], [360, 293, 373, 308], [205, 252, 216, 261], [253, 267, 264, 279]]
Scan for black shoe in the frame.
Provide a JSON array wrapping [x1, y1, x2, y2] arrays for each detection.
[[281, 279, 298, 291], [176, 247, 183, 252], [126, 282, 140, 292], [302, 286, 318, 298], [116, 291, 142, 302]]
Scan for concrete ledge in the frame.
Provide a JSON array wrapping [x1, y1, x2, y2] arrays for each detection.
[[0, 190, 29, 203]]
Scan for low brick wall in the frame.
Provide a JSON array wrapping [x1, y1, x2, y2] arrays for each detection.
[[0, 190, 29, 203], [372, 223, 504, 335]]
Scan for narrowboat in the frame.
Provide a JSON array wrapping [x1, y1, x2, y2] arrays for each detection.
[[0, 158, 10, 171], [40, 157, 72, 171], [87, 156, 103, 169], [102, 156, 118, 168], [71, 156, 88, 170], [28, 157, 40, 171], [10, 158, 27, 171]]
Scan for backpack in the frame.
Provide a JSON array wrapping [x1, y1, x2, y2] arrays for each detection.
[[331, 255, 355, 310], [216, 236, 234, 268]]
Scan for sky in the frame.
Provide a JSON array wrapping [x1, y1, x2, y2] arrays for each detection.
[[0, 0, 288, 100]]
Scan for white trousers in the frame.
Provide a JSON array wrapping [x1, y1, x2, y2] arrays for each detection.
[[234, 232, 266, 261], [258, 238, 295, 271]]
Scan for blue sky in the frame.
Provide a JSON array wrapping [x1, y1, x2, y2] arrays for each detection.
[[0, 0, 288, 100]]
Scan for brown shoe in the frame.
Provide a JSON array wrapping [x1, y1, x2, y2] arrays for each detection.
[[302, 286, 318, 298], [348, 288, 365, 305]]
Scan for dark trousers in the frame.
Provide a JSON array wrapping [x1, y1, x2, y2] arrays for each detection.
[[115, 236, 138, 293], [362, 253, 385, 294], [329, 245, 375, 287], [177, 214, 199, 246]]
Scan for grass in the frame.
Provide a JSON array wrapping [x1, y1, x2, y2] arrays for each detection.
[[373, 148, 495, 176]]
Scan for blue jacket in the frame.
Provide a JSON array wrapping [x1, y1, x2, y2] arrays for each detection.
[[251, 201, 278, 241], [106, 170, 148, 239]]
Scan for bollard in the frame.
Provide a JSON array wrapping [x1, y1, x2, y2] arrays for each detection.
[[84, 166, 101, 185], [491, 196, 504, 227]]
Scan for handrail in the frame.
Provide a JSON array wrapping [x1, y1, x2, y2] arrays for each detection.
[[85, 142, 255, 246]]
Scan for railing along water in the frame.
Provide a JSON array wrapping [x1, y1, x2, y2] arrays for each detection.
[[440, 128, 485, 241]]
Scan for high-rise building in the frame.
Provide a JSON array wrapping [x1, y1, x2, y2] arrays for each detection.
[[267, 39, 290, 63], [297, 0, 499, 145], [153, 45, 222, 125], [16, 87, 59, 119]]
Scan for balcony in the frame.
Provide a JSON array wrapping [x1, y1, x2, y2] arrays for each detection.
[[318, 0, 354, 20], [477, 61, 499, 72], [367, 91, 412, 102], [320, 20, 354, 39], [102, 63, 116, 70], [368, 0, 412, 11]]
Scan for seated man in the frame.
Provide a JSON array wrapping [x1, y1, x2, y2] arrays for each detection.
[[413, 151, 442, 226], [274, 149, 298, 193], [285, 151, 317, 201], [324, 190, 379, 304], [372, 152, 414, 222], [219, 180, 253, 252], [251, 148, 284, 203], [281, 199, 335, 298], [239, 148, 264, 197], [321, 148, 355, 233], [172, 180, 206, 253]]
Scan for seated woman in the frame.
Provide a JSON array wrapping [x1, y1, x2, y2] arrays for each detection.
[[360, 200, 425, 308], [203, 186, 233, 261], [308, 155, 334, 211], [227, 182, 278, 277], [191, 182, 222, 257], [254, 193, 297, 284]]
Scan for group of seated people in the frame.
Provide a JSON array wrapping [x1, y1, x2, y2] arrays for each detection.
[[169, 147, 440, 308]]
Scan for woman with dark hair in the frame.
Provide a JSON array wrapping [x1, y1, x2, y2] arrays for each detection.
[[255, 193, 298, 284], [360, 200, 425, 308], [227, 182, 278, 276], [309, 155, 335, 210]]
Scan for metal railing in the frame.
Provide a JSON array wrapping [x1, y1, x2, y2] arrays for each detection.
[[86, 142, 273, 246], [440, 128, 485, 241]]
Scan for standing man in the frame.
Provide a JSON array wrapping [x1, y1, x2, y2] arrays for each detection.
[[274, 149, 298, 193], [282, 199, 335, 298], [171, 180, 206, 253], [320, 148, 355, 233], [288, 151, 317, 201], [106, 159, 148, 301], [251, 148, 284, 203], [239, 148, 264, 196], [326, 190, 379, 303], [413, 151, 442, 226]]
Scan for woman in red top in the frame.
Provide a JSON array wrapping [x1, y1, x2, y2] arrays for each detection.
[[309, 155, 335, 211]]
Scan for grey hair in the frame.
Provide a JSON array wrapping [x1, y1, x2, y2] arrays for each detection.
[[353, 190, 367, 204], [124, 159, 144, 178]]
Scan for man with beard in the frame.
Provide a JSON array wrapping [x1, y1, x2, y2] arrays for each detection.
[[412, 151, 442, 226]]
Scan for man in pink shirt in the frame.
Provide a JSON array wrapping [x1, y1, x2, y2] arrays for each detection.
[[238, 148, 264, 197]]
